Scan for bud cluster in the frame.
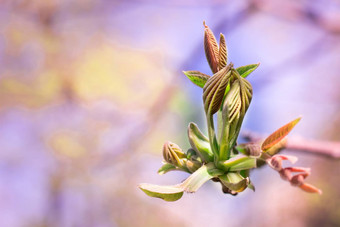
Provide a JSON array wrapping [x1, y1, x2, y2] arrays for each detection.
[[139, 22, 321, 202], [266, 155, 322, 194], [162, 141, 202, 173]]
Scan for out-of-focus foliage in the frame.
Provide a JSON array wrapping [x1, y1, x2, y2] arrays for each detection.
[[0, 0, 339, 227]]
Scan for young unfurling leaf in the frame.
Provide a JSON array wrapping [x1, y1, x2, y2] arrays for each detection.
[[162, 141, 186, 167], [187, 122, 214, 162], [219, 73, 252, 160], [158, 163, 177, 175], [299, 183, 322, 194], [203, 64, 232, 115], [219, 81, 241, 158], [236, 63, 260, 78], [218, 33, 227, 70], [261, 117, 301, 151], [204, 21, 219, 73], [183, 71, 210, 88]]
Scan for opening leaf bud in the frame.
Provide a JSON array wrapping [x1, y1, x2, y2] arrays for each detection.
[[162, 141, 186, 167]]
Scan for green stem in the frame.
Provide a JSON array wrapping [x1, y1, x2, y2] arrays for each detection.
[[206, 114, 219, 165], [219, 109, 229, 161], [219, 156, 257, 171]]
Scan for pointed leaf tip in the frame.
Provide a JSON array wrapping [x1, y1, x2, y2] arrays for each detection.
[[187, 122, 214, 162], [236, 63, 260, 78], [139, 183, 184, 201], [158, 163, 177, 175], [262, 117, 301, 151], [218, 33, 227, 70], [299, 183, 322, 194], [183, 71, 210, 88], [204, 22, 219, 73]]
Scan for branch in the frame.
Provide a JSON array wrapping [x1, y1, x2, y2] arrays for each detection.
[[243, 130, 340, 159]]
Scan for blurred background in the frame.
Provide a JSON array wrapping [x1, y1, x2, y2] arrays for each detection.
[[0, 0, 339, 226]]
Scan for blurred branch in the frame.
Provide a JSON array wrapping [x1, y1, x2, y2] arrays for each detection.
[[98, 75, 178, 168], [252, 0, 340, 34], [243, 130, 340, 159]]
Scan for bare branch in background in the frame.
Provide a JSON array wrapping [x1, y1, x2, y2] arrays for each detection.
[[252, 0, 340, 34]]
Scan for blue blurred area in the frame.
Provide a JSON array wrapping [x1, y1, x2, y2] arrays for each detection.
[[0, 0, 339, 226]]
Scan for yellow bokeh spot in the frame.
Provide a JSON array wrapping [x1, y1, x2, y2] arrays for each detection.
[[49, 131, 87, 159], [73, 43, 169, 109]]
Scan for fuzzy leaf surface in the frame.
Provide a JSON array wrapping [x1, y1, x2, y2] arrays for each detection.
[[218, 33, 227, 70], [262, 117, 301, 151], [203, 65, 231, 115], [183, 71, 210, 88], [204, 22, 219, 73], [236, 63, 260, 78]]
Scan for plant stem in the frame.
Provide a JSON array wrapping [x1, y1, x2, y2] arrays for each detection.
[[206, 114, 219, 165], [219, 110, 229, 161]]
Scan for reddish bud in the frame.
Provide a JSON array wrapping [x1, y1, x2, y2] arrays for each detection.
[[290, 173, 309, 186], [279, 168, 292, 181], [267, 156, 282, 171]]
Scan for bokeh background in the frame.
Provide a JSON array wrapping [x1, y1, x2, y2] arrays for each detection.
[[0, 0, 339, 226]]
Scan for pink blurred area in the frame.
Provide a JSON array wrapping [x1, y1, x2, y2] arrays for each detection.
[[0, 0, 339, 226]]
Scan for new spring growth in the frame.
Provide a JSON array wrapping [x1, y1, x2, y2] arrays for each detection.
[[139, 22, 321, 202]]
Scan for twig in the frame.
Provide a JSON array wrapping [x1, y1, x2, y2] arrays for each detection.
[[243, 130, 340, 159]]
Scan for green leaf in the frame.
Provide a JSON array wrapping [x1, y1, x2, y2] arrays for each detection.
[[220, 156, 257, 171], [183, 71, 210, 88], [219, 172, 249, 192], [261, 117, 301, 151], [248, 181, 255, 191], [204, 21, 219, 73], [236, 63, 260, 78], [158, 163, 177, 175], [224, 74, 253, 159], [222, 81, 241, 124], [180, 163, 223, 193], [219, 75, 252, 160], [219, 80, 241, 159], [139, 184, 184, 202], [140, 163, 222, 201], [187, 122, 214, 162], [139, 163, 224, 201]]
